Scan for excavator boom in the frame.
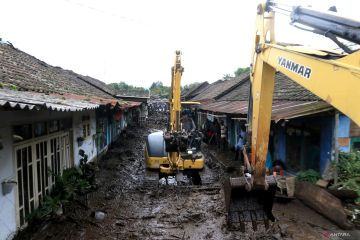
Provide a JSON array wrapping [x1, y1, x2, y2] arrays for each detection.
[[250, 2, 360, 186], [169, 51, 183, 132], [226, 1, 360, 231]]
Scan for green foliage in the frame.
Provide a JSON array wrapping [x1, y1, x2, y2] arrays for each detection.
[[28, 196, 63, 222], [182, 82, 201, 92], [28, 151, 96, 222], [108, 81, 146, 92], [234, 67, 250, 77], [0, 83, 18, 90], [149, 81, 170, 98], [334, 151, 360, 203], [150, 81, 163, 89], [222, 67, 250, 81], [222, 74, 233, 80], [296, 169, 321, 183], [10, 84, 18, 90]]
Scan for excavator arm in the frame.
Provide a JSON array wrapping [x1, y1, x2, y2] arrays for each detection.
[[225, 1, 360, 230], [250, 2, 360, 188], [169, 50, 184, 132]]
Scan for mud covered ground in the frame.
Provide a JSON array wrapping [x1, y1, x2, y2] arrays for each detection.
[[17, 112, 345, 240]]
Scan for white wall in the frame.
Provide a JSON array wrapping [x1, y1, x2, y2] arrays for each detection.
[[72, 111, 97, 165], [0, 109, 97, 239], [0, 109, 74, 239], [0, 127, 17, 240]]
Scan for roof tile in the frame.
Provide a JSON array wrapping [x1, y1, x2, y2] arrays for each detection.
[[0, 43, 115, 99]]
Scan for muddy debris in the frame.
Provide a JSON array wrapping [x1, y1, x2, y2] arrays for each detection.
[[14, 112, 346, 240]]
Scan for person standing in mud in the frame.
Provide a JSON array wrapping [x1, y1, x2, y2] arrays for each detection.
[[234, 124, 246, 163], [219, 120, 227, 151], [214, 119, 221, 148]]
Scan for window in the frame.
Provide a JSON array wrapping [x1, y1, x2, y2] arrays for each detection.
[[82, 115, 91, 138], [15, 132, 71, 227], [82, 123, 90, 138], [13, 124, 32, 143]]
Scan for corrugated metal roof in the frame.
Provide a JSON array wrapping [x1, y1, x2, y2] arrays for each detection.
[[0, 89, 100, 111], [0, 89, 143, 112], [200, 100, 333, 122]]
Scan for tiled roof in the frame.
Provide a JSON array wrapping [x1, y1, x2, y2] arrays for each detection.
[[190, 76, 244, 102], [0, 42, 115, 99], [200, 100, 333, 122], [200, 72, 332, 121], [217, 72, 320, 101], [182, 82, 209, 100]]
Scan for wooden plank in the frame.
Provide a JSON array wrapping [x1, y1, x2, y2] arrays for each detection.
[[295, 181, 354, 229], [350, 120, 360, 137], [327, 188, 359, 200], [338, 137, 350, 147], [316, 179, 329, 188]]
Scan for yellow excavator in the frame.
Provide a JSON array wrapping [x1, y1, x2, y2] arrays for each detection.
[[144, 51, 205, 185], [225, 0, 360, 231]]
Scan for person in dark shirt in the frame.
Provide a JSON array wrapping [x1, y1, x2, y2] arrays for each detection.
[[234, 125, 246, 163]]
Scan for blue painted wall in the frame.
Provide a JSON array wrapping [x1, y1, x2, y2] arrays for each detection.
[[338, 114, 351, 153], [273, 123, 286, 163], [273, 116, 334, 174], [319, 116, 333, 173], [214, 112, 351, 174], [106, 121, 111, 145]]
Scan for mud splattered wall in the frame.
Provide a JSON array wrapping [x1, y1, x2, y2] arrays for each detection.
[[72, 110, 97, 165], [0, 127, 17, 240]]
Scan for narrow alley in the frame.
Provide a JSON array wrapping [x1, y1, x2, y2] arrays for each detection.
[[1, 2, 360, 238], [13, 112, 346, 240]]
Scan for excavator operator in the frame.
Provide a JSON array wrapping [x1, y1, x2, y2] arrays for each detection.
[[181, 114, 196, 132]]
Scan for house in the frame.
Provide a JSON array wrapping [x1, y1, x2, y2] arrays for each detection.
[[115, 90, 150, 126], [193, 73, 359, 174], [181, 81, 209, 101], [189, 76, 243, 104], [0, 41, 141, 239], [183, 75, 245, 128]]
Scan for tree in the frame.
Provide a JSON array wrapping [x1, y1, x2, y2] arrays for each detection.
[[182, 82, 201, 92], [234, 67, 250, 77], [223, 74, 233, 80], [149, 81, 170, 98], [150, 81, 163, 90], [107, 81, 146, 93]]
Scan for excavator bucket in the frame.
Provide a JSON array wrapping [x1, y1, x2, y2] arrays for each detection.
[[224, 175, 276, 232]]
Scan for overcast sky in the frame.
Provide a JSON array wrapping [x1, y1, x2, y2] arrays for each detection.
[[0, 0, 358, 88]]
